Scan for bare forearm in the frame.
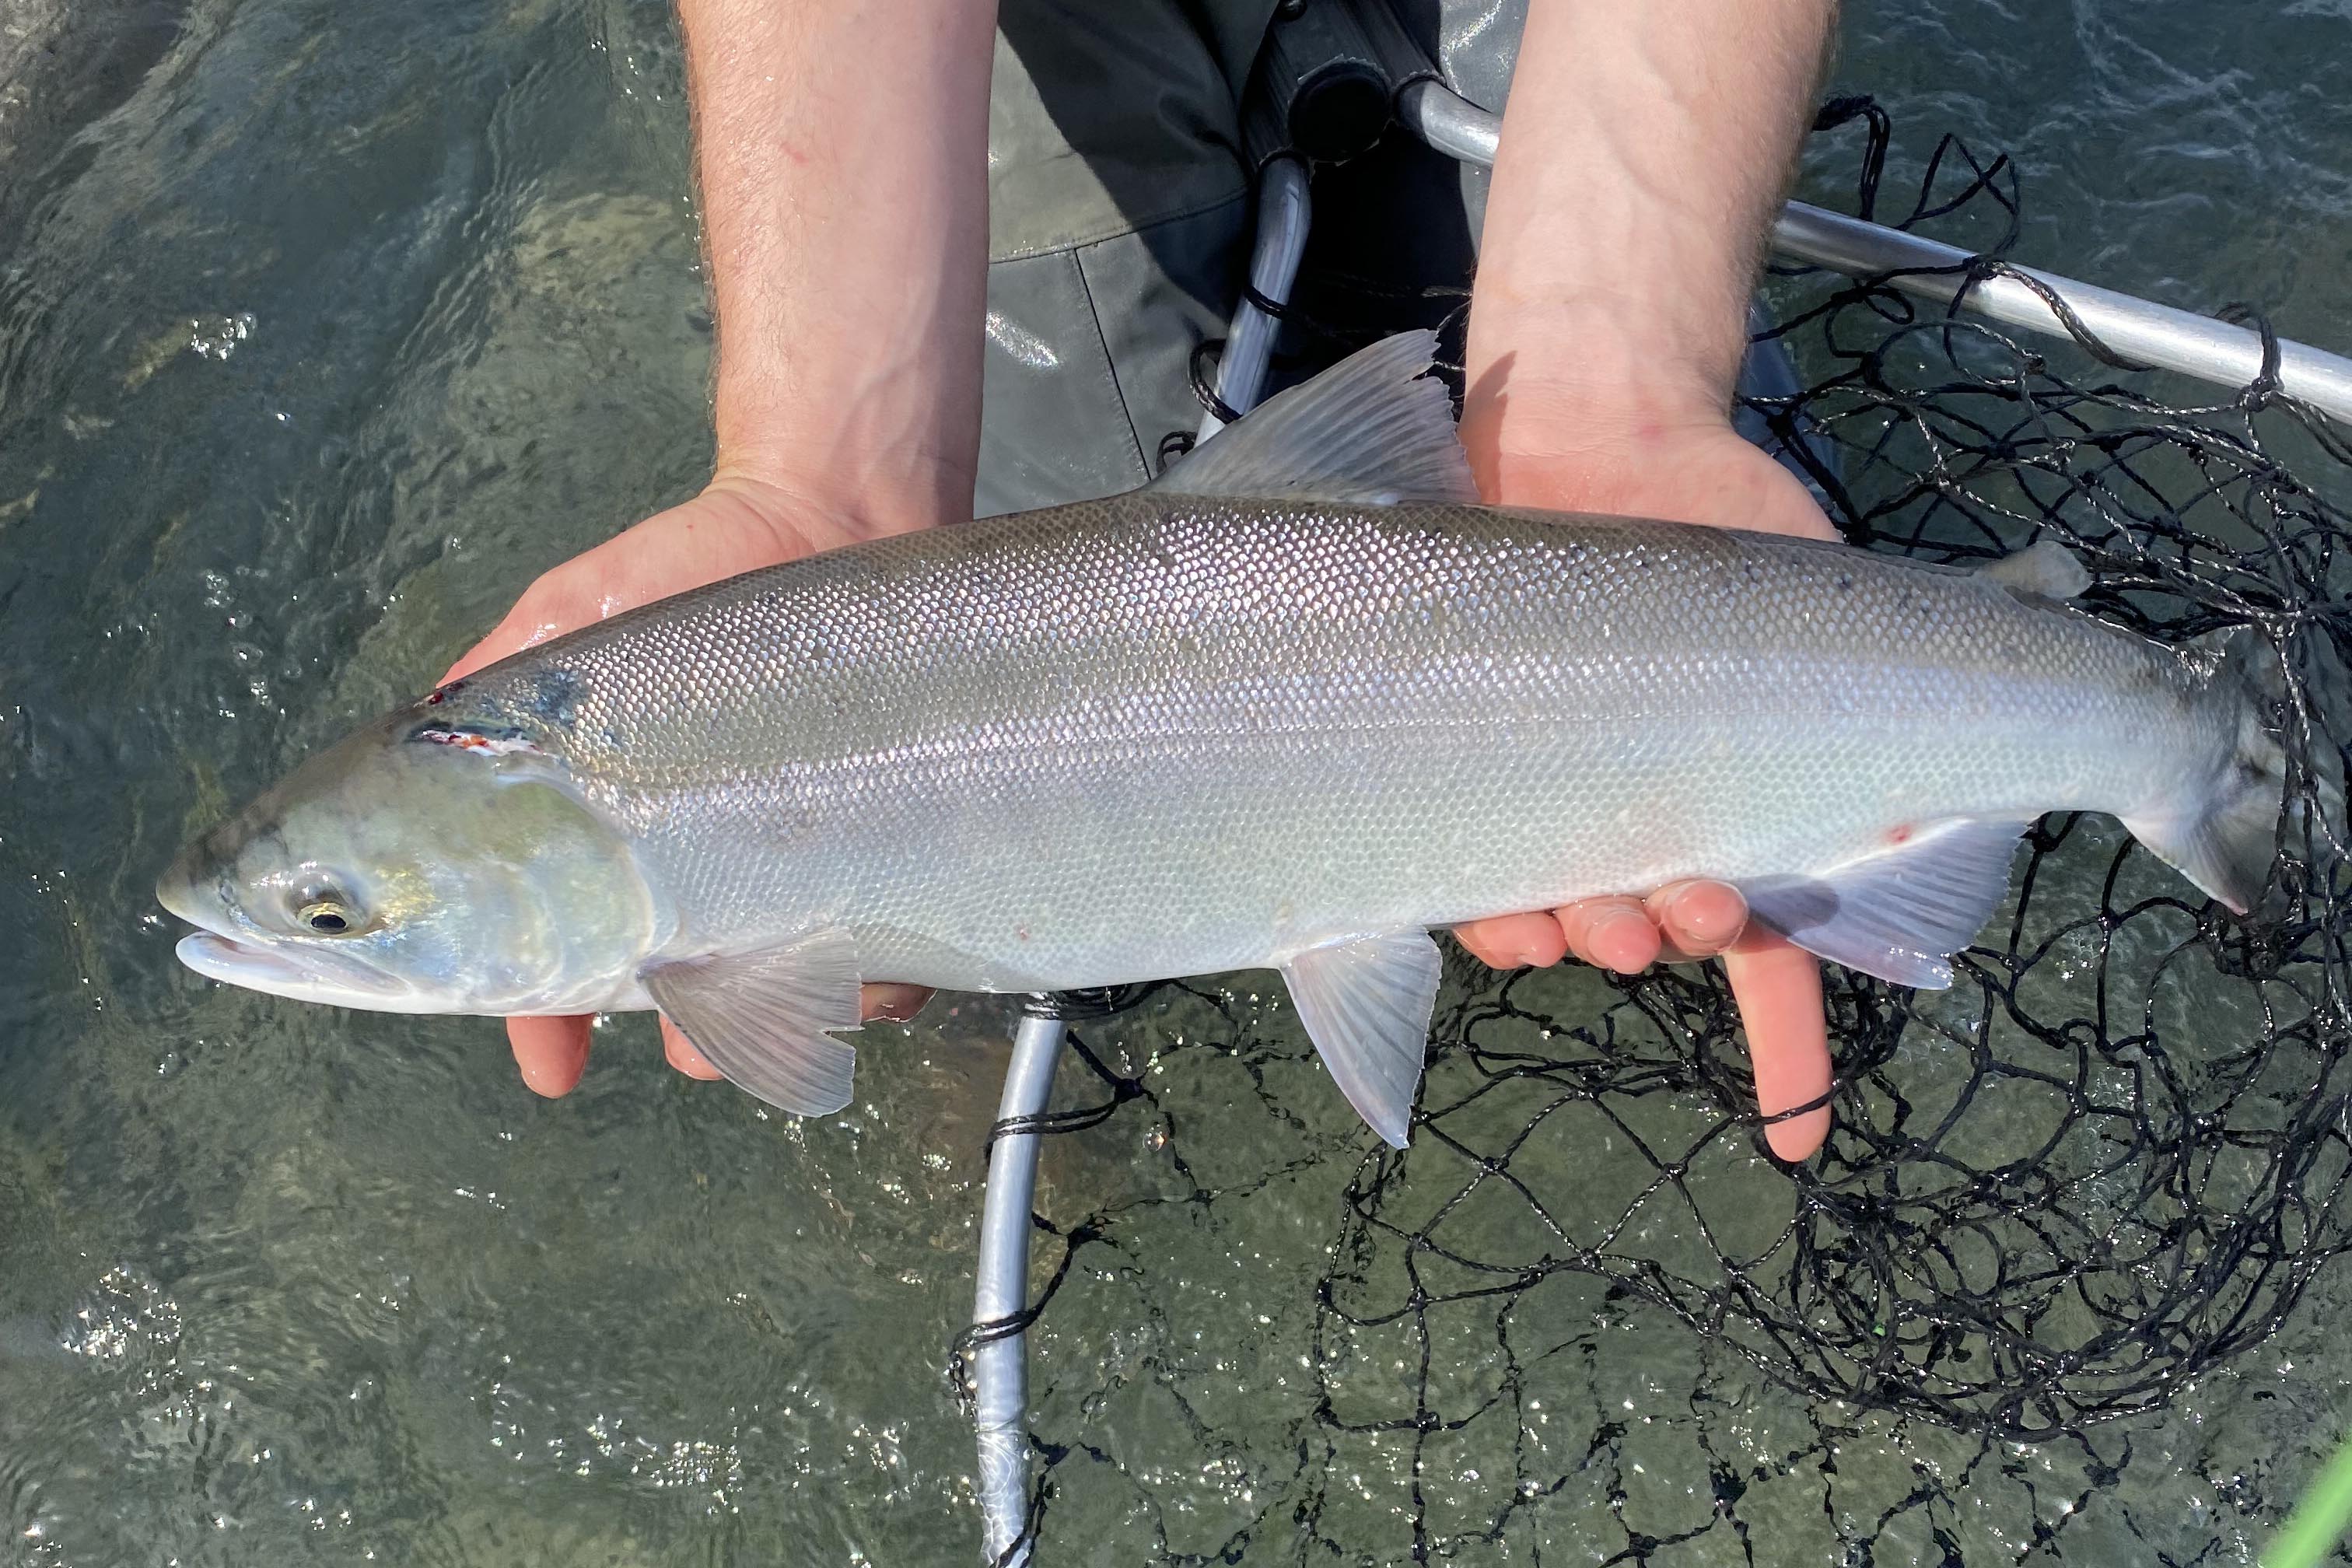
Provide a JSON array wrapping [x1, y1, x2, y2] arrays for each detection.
[[680, 0, 997, 533], [1465, 0, 1833, 479]]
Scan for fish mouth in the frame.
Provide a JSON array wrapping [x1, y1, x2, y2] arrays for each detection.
[[159, 859, 409, 1006], [173, 931, 411, 1006]]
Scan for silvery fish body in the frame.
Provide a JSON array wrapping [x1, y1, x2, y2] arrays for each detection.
[[451, 498, 2227, 995], [159, 333, 2281, 1145]]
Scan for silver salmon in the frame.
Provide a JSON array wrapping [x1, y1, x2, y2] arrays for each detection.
[[157, 332, 2284, 1146]]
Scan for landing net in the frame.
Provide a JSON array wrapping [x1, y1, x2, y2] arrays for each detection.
[[961, 107, 2352, 1562]]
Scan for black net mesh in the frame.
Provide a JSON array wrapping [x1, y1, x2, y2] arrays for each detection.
[[961, 103, 2352, 1563]]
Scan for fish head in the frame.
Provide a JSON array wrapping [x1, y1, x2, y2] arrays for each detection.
[[158, 703, 656, 1014]]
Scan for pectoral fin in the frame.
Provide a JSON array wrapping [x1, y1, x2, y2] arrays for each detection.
[[642, 929, 864, 1117], [1279, 930, 1444, 1149], [1739, 817, 2032, 988]]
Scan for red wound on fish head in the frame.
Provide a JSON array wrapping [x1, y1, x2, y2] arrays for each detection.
[[411, 726, 541, 758]]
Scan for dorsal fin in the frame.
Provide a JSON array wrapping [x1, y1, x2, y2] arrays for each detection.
[[1149, 330, 1479, 506]]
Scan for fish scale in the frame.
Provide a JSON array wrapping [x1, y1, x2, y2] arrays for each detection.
[[159, 331, 2282, 1143]]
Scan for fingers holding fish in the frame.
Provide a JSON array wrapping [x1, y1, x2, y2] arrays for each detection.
[[1458, 883, 1825, 1159], [508, 1014, 593, 1097], [861, 984, 933, 1025], [1557, 898, 1664, 974], [1643, 880, 1748, 961], [1565, 889, 1834, 1162], [1458, 881, 1749, 974], [1725, 935, 1833, 1162], [1557, 888, 1759, 971], [509, 1012, 712, 1097], [1451, 912, 1568, 971], [663, 1019, 725, 1080], [441, 538, 634, 686]]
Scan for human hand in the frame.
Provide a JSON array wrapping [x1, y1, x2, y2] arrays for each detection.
[[442, 478, 934, 1099], [1451, 390, 1840, 1163]]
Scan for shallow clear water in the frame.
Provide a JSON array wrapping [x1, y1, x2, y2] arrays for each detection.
[[2, 1, 2350, 1563]]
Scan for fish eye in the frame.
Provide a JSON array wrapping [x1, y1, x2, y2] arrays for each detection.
[[290, 879, 366, 936], [300, 902, 352, 934]]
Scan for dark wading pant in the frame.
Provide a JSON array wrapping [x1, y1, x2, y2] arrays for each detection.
[[976, 1, 1531, 516]]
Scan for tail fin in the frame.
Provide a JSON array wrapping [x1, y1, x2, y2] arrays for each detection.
[[2125, 628, 2287, 915]]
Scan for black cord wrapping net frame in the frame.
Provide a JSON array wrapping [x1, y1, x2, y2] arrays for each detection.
[[954, 104, 2352, 1560]]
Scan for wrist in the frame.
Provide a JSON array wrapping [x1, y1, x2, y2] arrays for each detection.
[[1459, 330, 1767, 516], [1469, 279, 1752, 408], [1462, 324, 1731, 467], [709, 369, 966, 548], [709, 341, 976, 543], [695, 467, 932, 561]]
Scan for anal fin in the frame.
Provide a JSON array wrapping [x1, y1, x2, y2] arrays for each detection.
[[1739, 818, 2032, 988], [1279, 930, 1443, 1149], [642, 929, 864, 1117]]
